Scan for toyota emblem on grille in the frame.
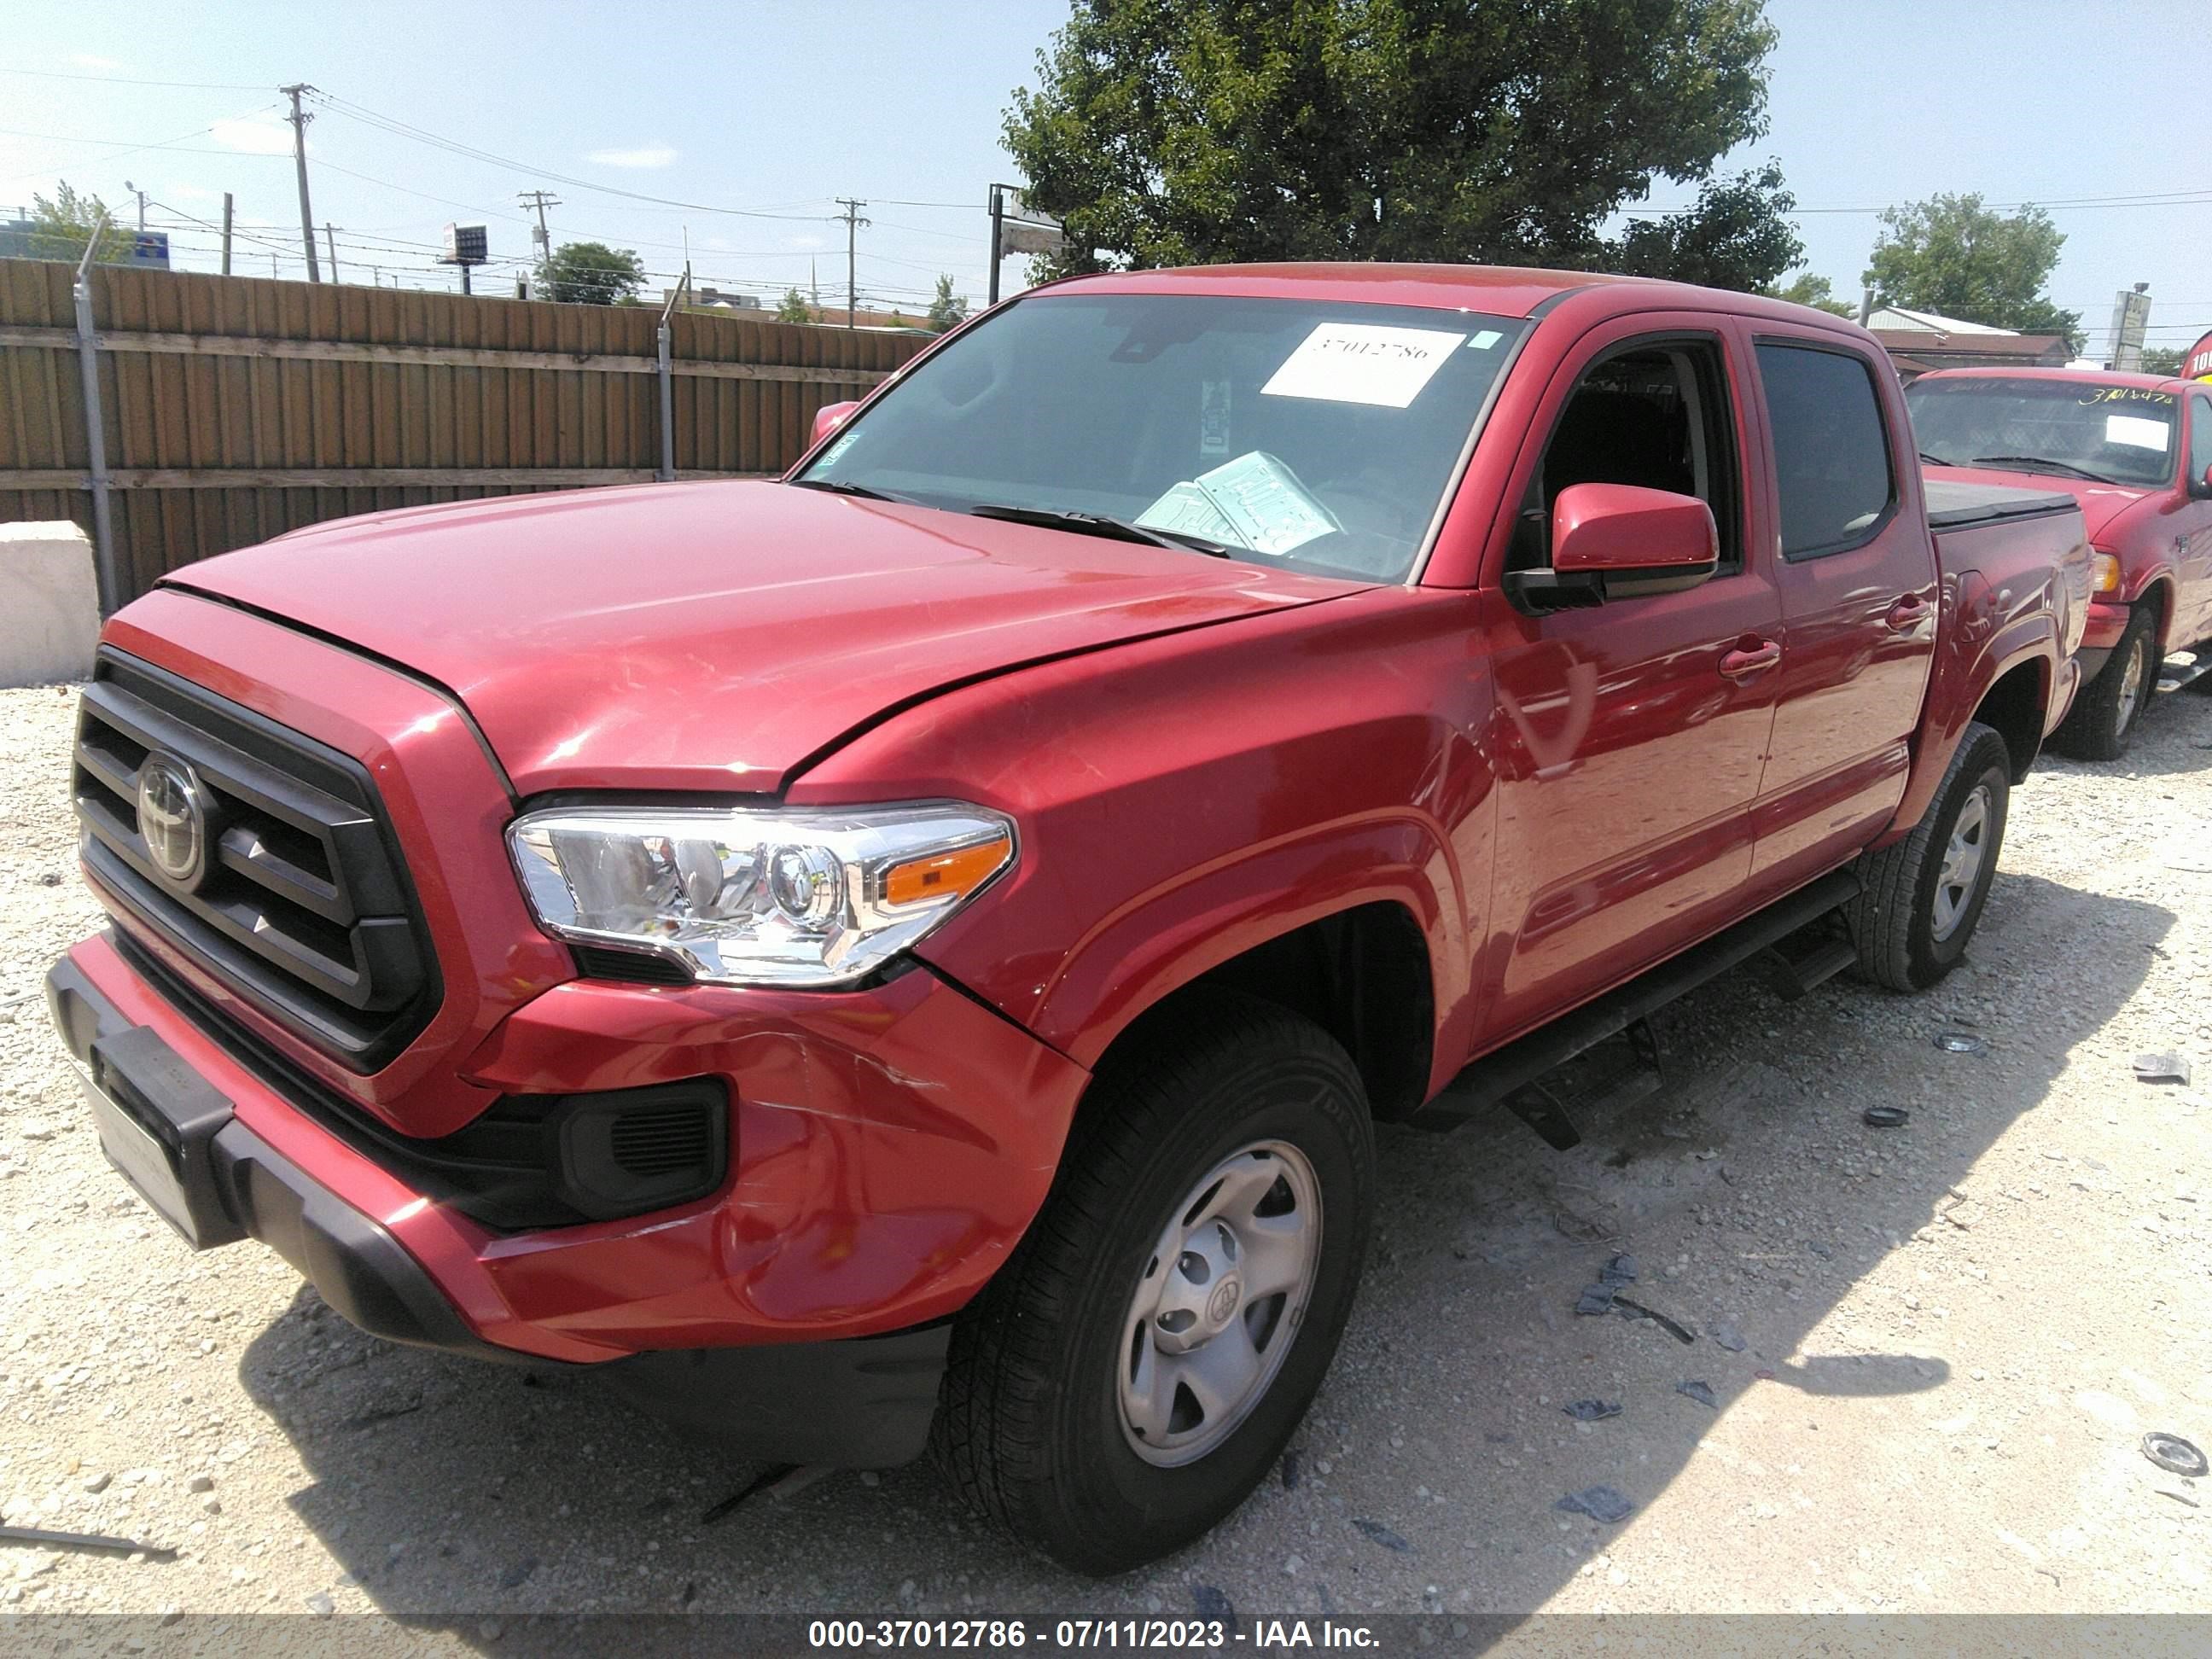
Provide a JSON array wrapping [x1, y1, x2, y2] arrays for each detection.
[[136, 754, 209, 888]]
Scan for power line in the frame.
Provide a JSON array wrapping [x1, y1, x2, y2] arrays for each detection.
[[0, 101, 285, 185], [0, 67, 272, 91], [1628, 186, 2212, 219], [307, 91, 841, 224]]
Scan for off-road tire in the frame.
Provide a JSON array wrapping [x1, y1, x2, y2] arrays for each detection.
[[1848, 720, 2011, 992], [930, 991, 1375, 1575], [2053, 604, 2156, 759]]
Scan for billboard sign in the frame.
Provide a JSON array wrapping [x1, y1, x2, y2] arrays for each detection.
[[440, 224, 488, 265]]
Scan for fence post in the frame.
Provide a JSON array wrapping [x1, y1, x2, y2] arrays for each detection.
[[655, 269, 690, 484], [72, 218, 120, 613]]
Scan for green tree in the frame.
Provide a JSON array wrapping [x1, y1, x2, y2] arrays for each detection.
[[775, 286, 813, 323], [1004, 0, 1792, 288], [1864, 194, 2081, 346], [1607, 161, 1802, 293], [27, 182, 132, 265], [536, 241, 646, 306], [1765, 270, 1855, 317], [925, 273, 969, 332], [2139, 346, 2184, 377]]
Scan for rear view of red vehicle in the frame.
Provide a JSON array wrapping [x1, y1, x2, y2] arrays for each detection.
[[1910, 368, 2212, 757], [50, 264, 2087, 1573]]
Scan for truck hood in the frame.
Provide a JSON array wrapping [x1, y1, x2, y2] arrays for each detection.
[[165, 480, 1366, 795], [1924, 463, 2150, 545]]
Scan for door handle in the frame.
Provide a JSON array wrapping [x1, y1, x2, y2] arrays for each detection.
[[1719, 639, 1782, 680], [1886, 596, 1935, 632]]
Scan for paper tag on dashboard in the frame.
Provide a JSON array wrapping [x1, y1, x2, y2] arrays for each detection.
[[2105, 414, 2168, 451], [1261, 323, 1467, 408]]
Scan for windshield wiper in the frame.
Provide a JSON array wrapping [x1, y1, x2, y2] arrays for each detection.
[[787, 477, 917, 504], [1969, 455, 2119, 486], [966, 503, 1232, 557], [1918, 450, 1956, 468]]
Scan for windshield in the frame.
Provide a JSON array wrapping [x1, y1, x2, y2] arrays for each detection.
[[1907, 376, 2178, 488], [796, 293, 1529, 581]]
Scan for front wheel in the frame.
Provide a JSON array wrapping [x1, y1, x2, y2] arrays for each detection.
[[1848, 720, 2011, 992], [931, 992, 1374, 1575], [2053, 605, 2156, 759]]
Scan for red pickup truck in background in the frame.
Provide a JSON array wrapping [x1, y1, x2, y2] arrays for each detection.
[[1909, 367, 2212, 757], [49, 265, 2087, 1573]]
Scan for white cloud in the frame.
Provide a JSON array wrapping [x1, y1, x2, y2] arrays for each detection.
[[585, 143, 678, 169], [211, 117, 295, 156], [71, 53, 125, 71]]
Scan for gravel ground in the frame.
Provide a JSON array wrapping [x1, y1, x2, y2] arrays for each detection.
[[3, 673, 2209, 1638]]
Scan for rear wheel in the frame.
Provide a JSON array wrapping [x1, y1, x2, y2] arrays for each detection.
[[1848, 720, 2011, 992], [932, 992, 1374, 1575], [2054, 605, 2156, 759]]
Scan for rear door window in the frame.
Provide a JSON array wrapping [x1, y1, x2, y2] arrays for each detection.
[[1756, 343, 1896, 560]]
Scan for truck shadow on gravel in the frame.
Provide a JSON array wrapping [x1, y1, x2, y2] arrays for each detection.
[[231, 870, 2168, 1632]]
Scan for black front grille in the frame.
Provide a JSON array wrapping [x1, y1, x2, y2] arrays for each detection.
[[74, 649, 439, 1073]]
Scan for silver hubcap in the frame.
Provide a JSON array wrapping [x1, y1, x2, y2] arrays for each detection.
[[2116, 637, 2146, 730], [1118, 1141, 1321, 1467], [1931, 783, 1992, 942]]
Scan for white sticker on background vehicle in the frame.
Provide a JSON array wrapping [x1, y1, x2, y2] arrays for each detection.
[[2105, 414, 2169, 451], [1261, 323, 1468, 408], [1470, 330, 1503, 349]]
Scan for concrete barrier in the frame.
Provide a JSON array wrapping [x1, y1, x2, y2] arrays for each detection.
[[0, 521, 100, 688]]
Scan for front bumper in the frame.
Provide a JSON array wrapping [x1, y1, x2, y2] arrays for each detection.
[[50, 928, 1087, 1464], [2081, 597, 2131, 655]]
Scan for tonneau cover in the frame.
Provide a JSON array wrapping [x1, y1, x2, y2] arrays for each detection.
[[1923, 478, 2081, 529]]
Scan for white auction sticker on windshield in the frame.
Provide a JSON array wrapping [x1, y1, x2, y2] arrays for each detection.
[[2105, 414, 2168, 451], [1261, 323, 1467, 408]]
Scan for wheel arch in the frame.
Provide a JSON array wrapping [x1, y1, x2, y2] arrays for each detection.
[[1083, 901, 1438, 1124], [1971, 656, 2051, 783], [2135, 574, 2176, 650]]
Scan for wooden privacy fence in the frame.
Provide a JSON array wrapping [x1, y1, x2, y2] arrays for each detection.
[[0, 259, 931, 607]]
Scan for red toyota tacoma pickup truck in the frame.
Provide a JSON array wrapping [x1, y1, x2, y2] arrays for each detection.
[[49, 265, 2087, 1573], [1909, 366, 2212, 757]]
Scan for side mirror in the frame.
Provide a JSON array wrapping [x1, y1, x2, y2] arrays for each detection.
[[811, 400, 861, 447], [1505, 483, 1720, 613], [2194, 462, 2212, 501]]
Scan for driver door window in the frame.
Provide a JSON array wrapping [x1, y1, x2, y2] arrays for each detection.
[[1511, 340, 1742, 574]]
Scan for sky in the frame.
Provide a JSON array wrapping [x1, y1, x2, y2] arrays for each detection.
[[2, 0, 2204, 357]]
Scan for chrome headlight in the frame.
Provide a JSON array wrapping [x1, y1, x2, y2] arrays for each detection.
[[508, 802, 1014, 987]]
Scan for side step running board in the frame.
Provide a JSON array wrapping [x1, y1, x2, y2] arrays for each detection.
[[1412, 868, 1862, 1137], [2157, 649, 2211, 696], [1758, 932, 1858, 1001]]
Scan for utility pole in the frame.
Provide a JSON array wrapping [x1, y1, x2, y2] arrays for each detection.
[[835, 197, 867, 329], [518, 190, 559, 271], [988, 184, 1004, 306], [281, 84, 322, 282], [324, 222, 340, 283], [123, 180, 147, 230], [219, 192, 234, 276]]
